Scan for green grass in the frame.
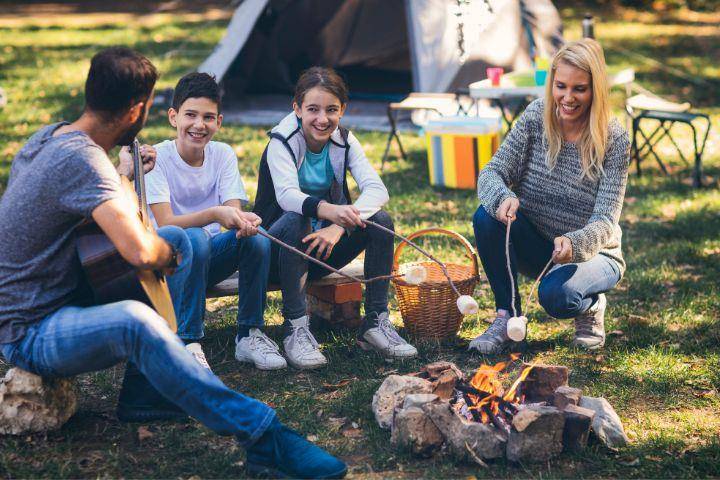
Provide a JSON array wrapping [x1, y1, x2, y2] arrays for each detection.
[[1, 2, 720, 478]]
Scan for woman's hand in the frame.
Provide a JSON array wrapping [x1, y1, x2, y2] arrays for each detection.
[[117, 144, 157, 179], [317, 202, 364, 229], [496, 197, 520, 225], [303, 224, 345, 260], [552, 236, 573, 264]]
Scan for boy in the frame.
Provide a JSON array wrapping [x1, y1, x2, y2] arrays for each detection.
[[145, 73, 286, 370]]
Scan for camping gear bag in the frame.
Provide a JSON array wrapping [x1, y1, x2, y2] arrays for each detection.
[[392, 228, 479, 338]]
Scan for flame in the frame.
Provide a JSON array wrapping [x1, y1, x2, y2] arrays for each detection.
[[463, 354, 534, 424]]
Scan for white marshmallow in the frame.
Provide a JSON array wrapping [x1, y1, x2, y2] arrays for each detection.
[[506, 315, 528, 341], [404, 265, 427, 285], [456, 295, 479, 315]]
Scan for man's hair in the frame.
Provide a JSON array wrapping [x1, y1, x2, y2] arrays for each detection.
[[172, 72, 222, 112], [84, 47, 158, 117]]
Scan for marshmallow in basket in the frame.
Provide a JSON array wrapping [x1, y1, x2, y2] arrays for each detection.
[[403, 265, 428, 285]]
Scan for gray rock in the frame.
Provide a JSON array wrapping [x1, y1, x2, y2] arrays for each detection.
[[562, 404, 595, 452], [579, 396, 630, 448], [391, 406, 444, 457], [423, 401, 506, 461], [0, 368, 76, 435], [553, 386, 583, 410], [402, 393, 439, 410], [372, 375, 433, 429], [507, 405, 565, 463]]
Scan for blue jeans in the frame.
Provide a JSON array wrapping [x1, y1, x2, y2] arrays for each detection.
[[267, 211, 394, 321], [168, 228, 271, 340], [473, 206, 621, 318], [0, 226, 275, 445]]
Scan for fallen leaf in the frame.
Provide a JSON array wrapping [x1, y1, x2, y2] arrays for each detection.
[[341, 426, 363, 438], [594, 354, 606, 363], [137, 426, 154, 441], [608, 330, 625, 337], [322, 379, 352, 391], [646, 456, 663, 462], [306, 434, 319, 442], [617, 456, 640, 467]]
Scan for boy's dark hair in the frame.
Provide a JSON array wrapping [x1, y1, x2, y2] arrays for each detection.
[[85, 47, 157, 117], [293, 67, 349, 107], [172, 72, 222, 112]]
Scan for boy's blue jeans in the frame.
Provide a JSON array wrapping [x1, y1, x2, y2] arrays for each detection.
[[473, 206, 621, 317], [0, 225, 275, 445], [168, 227, 271, 340]]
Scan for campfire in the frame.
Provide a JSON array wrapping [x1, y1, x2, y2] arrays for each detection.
[[373, 358, 631, 464], [451, 354, 534, 434]]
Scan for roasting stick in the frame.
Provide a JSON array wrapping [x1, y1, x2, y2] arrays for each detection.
[[255, 229, 401, 284], [363, 219, 461, 296]]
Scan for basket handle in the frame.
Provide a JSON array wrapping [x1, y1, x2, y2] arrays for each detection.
[[392, 228, 479, 277]]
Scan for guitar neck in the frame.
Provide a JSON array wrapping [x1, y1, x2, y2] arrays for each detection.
[[131, 139, 150, 225]]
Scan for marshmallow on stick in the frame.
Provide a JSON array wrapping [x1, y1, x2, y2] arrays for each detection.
[[456, 295, 479, 315], [506, 315, 528, 341], [403, 265, 427, 285]]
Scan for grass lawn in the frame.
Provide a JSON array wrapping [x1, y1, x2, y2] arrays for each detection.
[[1, 2, 720, 478]]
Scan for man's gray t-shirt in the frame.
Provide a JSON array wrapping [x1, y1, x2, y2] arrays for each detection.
[[0, 123, 122, 344]]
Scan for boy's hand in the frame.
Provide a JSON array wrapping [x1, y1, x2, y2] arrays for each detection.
[[303, 224, 345, 260], [317, 202, 364, 229], [235, 211, 261, 238], [117, 144, 157, 180]]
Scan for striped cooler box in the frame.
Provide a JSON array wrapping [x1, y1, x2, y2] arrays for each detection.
[[425, 115, 501, 189]]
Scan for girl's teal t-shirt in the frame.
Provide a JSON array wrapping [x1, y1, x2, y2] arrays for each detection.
[[298, 142, 334, 198]]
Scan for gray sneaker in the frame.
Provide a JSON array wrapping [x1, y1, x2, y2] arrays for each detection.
[[572, 294, 606, 351], [468, 310, 512, 354]]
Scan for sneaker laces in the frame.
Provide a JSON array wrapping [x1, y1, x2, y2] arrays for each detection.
[[250, 331, 282, 355], [483, 317, 509, 338], [186, 344, 211, 370], [289, 325, 320, 355], [376, 315, 407, 346]]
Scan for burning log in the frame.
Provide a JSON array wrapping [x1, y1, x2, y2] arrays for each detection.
[[488, 406, 512, 437]]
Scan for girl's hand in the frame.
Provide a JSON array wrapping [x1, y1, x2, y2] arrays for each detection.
[[552, 236, 573, 264], [317, 202, 364, 229], [496, 197, 520, 225], [303, 224, 345, 260]]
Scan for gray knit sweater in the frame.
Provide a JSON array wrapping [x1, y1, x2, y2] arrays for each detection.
[[477, 99, 630, 275]]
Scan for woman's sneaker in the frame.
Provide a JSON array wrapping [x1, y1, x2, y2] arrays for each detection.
[[572, 294, 606, 351], [358, 312, 417, 358], [246, 419, 347, 479], [235, 329, 287, 370], [468, 310, 512, 354], [283, 315, 328, 370]]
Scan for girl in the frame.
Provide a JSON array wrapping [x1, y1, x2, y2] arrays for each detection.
[[251, 67, 417, 369], [470, 39, 630, 354]]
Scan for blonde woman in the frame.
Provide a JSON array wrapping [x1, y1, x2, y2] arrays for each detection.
[[469, 39, 630, 354]]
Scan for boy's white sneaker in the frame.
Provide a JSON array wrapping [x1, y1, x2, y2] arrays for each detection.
[[358, 312, 417, 358], [235, 329, 287, 370], [283, 316, 328, 370], [186, 342, 212, 371]]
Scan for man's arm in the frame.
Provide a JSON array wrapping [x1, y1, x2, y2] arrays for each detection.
[[92, 197, 173, 269]]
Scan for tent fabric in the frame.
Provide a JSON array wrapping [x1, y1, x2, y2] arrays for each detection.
[[199, 0, 563, 95]]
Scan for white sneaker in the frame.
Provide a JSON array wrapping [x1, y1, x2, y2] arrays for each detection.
[[358, 312, 417, 358], [283, 316, 328, 370], [185, 342, 212, 371], [235, 329, 287, 370]]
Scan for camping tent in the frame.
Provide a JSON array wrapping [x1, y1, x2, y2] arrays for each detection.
[[199, 0, 564, 99]]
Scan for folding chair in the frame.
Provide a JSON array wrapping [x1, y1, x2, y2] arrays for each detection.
[[381, 92, 471, 171], [626, 88, 711, 187]]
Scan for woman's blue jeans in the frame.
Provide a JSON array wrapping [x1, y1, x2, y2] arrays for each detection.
[[472, 206, 621, 318], [0, 225, 275, 445]]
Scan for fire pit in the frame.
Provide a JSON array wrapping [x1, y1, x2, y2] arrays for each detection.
[[372, 358, 630, 464]]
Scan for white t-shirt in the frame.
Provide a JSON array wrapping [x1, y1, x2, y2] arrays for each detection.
[[145, 140, 248, 236]]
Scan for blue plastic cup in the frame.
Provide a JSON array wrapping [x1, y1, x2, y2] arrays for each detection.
[[535, 69, 548, 86]]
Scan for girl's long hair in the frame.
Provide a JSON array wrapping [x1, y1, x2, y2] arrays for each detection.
[[543, 38, 610, 181]]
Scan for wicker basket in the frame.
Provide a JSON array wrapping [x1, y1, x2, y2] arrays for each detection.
[[392, 228, 479, 339]]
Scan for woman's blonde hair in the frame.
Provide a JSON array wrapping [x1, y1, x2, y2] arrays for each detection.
[[543, 38, 610, 181]]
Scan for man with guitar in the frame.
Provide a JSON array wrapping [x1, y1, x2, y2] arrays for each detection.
[[0, 47, 347, 479]]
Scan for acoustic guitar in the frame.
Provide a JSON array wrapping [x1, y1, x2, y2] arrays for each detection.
[[75, 139, 177, 331]]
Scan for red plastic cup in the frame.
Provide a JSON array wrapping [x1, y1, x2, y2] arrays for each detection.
[[486, 67, 504, 86]]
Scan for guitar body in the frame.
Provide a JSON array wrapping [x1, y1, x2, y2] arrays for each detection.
[[76, 143, 177, 332]]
